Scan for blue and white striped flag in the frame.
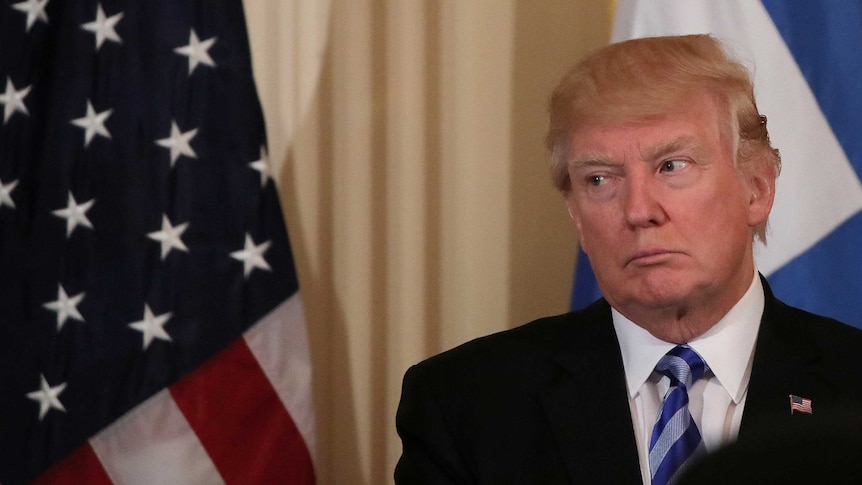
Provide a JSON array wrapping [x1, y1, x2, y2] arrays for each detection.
[[571, 0, 862, 331]]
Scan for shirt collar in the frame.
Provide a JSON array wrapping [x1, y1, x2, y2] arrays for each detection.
[[612, 271, 764, 403]]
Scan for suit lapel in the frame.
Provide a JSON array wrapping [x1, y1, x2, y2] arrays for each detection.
[[540, 302, 642, 484], [740, 279, 838, 440]]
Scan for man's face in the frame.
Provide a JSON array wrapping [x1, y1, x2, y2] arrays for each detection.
[[564, 94, 773, 321]]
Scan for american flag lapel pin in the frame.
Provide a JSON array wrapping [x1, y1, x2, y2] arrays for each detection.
[[789, 394, 813, 415]]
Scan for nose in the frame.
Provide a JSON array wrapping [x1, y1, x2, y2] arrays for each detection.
[[624, 175, 667, 228]]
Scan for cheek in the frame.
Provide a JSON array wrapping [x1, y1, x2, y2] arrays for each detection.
[[683, 186, 751, 246], [572, 208, 618, 255]]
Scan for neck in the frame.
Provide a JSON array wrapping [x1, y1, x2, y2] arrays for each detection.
[[638, 310, 728, 343]]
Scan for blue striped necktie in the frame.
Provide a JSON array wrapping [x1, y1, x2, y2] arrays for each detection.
[[648, 345, 709, 485]]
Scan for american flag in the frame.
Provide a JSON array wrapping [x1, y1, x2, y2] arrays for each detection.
[[0, 1, 315, 483], [789, 395, 813, 415]]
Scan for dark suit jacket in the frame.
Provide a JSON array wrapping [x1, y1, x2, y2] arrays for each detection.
[[394, 279, 862, 484]]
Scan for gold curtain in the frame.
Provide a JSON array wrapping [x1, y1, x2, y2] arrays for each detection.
[[244, 1, 614, 482]]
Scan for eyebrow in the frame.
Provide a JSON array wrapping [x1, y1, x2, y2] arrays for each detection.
[[645, 135, 701, 160], [568, 156, 619, 169], [568, 134, 705, 169]]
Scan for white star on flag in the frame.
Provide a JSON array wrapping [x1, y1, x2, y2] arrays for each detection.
[[0, 77, 31, 124], [70, 100, 112, 147], [80, 3, 123, 50], [249, 146, 272, 187], [0, 178, 18, 209], [230, 233, 272, 278], [43, 284, 85, 331], [173, 29, 217, 75], [26, 374, 67, 421], [155, 120, 198, 166], [128, 305, 173, 350], [52, 192, 95, 237], [147, 215, 189, 260], [11, 0, 49, 32]]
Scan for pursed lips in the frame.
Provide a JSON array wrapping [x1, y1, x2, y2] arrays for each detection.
[[626, 248, 681, 267]]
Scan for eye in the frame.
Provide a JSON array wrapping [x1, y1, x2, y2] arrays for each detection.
[[588, 175, 607, 186], [660, 160, 688, 173]]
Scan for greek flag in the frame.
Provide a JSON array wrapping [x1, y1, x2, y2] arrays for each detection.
[[571, 0, 862, 331]]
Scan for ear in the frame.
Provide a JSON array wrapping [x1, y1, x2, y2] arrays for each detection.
[[746, 163, 776, 229]]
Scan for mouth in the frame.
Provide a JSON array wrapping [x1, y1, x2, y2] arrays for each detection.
[[626, 248, 679, 267]]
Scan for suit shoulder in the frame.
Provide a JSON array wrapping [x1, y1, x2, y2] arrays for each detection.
[[403, 300, 611, 384], [766, 299, 862, 381], [773, 299, 862, 343]]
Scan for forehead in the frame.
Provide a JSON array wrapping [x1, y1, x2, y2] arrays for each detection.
[[568, 94, 731, 162]]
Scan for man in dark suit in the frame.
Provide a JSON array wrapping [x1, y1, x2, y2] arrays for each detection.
[[394, 34, 862, 484]]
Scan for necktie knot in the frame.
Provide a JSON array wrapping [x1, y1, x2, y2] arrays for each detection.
[[654, 345, 708, 389]]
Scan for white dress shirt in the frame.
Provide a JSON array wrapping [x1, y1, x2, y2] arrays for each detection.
[[611, 271, 764, 484]]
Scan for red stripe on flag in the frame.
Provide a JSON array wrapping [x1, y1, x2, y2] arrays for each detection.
[[32, 442, 113, 485], [170, 336, 315, 484]]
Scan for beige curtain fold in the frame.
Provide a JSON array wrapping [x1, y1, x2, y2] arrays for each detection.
[[244, 1, 613, 482]]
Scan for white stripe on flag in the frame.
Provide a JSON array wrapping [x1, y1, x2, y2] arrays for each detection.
[[81, 295, 316, 484], [244, 293, 317, 461], [90, 389, 226, 485], [612, 0, 862, 274]]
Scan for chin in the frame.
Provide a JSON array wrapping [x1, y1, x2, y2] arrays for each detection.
[[629, 278, 693, 309], [599, 269, 698, 307]]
